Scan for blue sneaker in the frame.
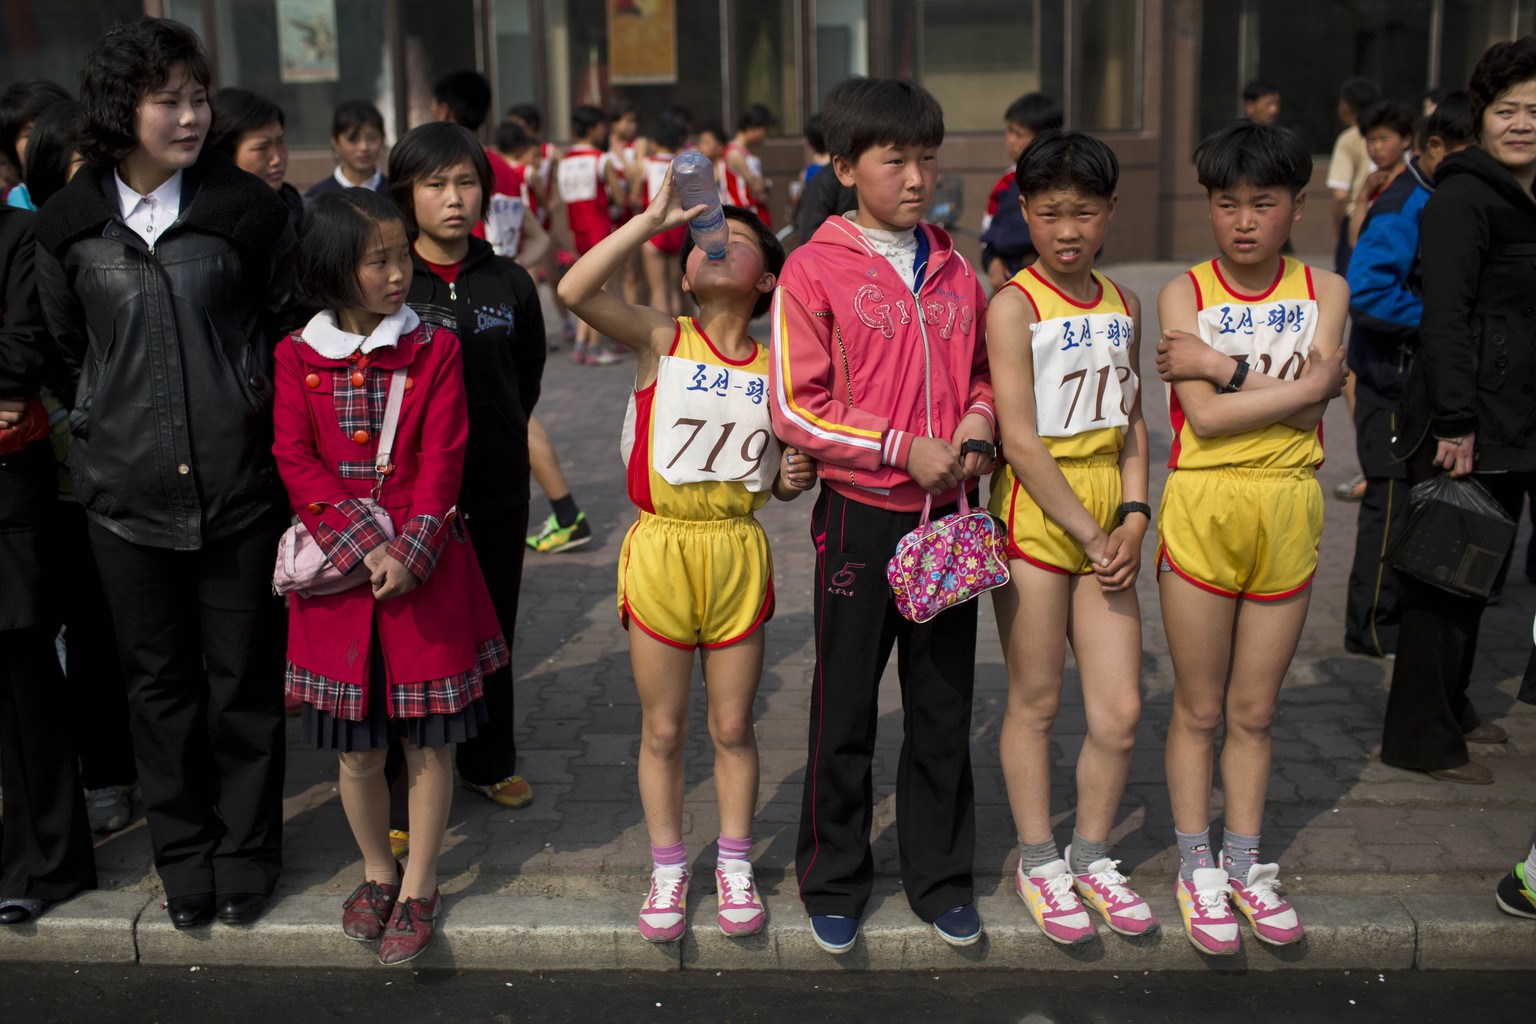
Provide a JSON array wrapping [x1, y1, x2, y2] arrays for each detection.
[[932, 904, 982, 946], [809, 913, 858, 954]]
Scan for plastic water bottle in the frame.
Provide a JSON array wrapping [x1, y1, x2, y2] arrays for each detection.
[[671, 150, 728, 260]]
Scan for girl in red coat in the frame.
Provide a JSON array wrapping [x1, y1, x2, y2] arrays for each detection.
[[272, 189, 506, 965]]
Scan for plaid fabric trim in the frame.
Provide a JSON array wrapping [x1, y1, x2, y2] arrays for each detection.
[[386, 513, 446, 582], [286, 634, 507, 721], [337, 459, 377, 481], [310, 497, 392, 575], [332, 366, 389, 442]]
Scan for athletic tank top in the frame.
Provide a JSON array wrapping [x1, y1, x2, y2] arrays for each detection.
[[1005, 266, 1138, 459], [621, 317, 780, 520], [1169, 257, 1324, 470], [558, 143, 612, 240]]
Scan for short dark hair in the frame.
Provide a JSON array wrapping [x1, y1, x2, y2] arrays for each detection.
[[387, 121, 494, 234], [651, 110, 689, 153], [1423, 89, 1476, 148], [494, 120, 533, 155], [332, 99, 384, 140], [1338, 76, 1381, 119], [678, 206, 785, 319], [432, 70, 492, 131], [1016, 129, 1119, 200], [1469, 36, 1536, 130], [1357, 99, 1416, 140], [821, 77, 944, 161], [571, 104, 607, 139], [1005, 93, 1064, 134], [610, 99, 639, 122], [1242, 79, 1281, 104], [696, 122, 725, 143], [299, 189, 408, 311], [737, 103, 777, 133], [22, 100, 85, 208], [208, 88, 285, 158], [506, 103, 542, 133], [78, 17, 212, 167], [666, 104, 693, 130], [803, 112, 827, 154], [0, 78, 72, 170], [1194, 120, 1313, 195]]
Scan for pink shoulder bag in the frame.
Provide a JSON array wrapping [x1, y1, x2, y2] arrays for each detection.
[[272, 367, 405, 598]]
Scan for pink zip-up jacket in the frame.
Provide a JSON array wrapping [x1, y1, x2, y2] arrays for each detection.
[[770, 215, 994, 512]]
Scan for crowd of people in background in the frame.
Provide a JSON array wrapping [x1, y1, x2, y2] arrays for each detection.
[[2, 14, 1535, 971]]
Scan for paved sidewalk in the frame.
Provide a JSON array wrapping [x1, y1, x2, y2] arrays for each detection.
[[4, 261, 1535, 971]]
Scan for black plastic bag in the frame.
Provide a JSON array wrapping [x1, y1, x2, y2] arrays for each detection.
[[1385, 473, 1516, 598]]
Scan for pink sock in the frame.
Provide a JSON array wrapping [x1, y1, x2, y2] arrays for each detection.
[[651, 841, 687, 868], [717, 835, 753, 861]]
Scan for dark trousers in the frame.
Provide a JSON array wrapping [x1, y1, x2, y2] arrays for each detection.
[[88, 511, 287, 898], [1344, 398, 1404, 656], [454, 501, 529, 784], [796, 486, 978, 922], [46, 501, 135, 790], [1380, 443, 1528, 770], [0, 442, 95, 900]]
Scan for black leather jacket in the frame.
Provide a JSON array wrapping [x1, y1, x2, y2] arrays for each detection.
[[34, 151, 301, 549]]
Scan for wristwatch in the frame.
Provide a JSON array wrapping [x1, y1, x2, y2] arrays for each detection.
[[961, 438, 997, 460], [1117, 501, 1152, 524], [1221, 360, 1251, 393]]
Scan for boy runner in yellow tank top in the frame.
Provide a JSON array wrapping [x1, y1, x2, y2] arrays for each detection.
[[1153, 121, 1348, 956], [985, 130, 1154, 946], [559, 173, 815, 944]]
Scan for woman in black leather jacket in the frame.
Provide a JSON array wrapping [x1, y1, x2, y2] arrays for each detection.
[[33, 17, 300, 928], [1380, 36, 1536, 783]]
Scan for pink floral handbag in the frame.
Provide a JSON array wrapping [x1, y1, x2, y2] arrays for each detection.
[[887, 488, 1010, 623]]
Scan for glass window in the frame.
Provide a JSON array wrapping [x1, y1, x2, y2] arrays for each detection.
[[1077, 0, 1143, 131], [548, 0, 724, 142], [815, 0, 869, 108], [1441, 0, 1536, 96], [0, 0, 144, 87], [733, 0, 799, 135], [882, 0, 1065, 131], [493, 0, 537, 120]]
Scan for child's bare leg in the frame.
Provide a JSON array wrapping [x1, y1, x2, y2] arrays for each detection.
[[631, 628, 697, 846], [399, 742, 453, 900], [994, 562, 1071, 845], [528, 414, 572, 501], [338, 749, 397, 883], [1066, 576, 1143, 844], [1160, 571, 1239, 834], [1220, 591, 1310, 836], [699, 630, 765, 840], [643, 246, 675, 317]]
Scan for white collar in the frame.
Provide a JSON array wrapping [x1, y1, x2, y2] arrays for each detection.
[[844, 212, 918, 250], [113, 168, 183, 219], [333, 166, 383, 191], [299, 307, 422, 360]]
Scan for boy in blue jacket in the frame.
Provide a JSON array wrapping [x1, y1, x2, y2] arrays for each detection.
[[1342, 92, 1475, 658]]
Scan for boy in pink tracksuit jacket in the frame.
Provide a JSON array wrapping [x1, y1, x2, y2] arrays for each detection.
[[769, 77, 994, 954]]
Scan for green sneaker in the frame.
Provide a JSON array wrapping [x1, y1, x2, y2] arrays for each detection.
[[526, 512, 592, 553], [1496, 862, 1536, 919]]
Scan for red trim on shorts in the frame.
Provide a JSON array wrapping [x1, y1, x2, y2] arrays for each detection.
[[1027, 266, 1104, 309], [1157, 541, 1238, 599], [1004, 476, 1072, 574], [620, 599, 698, 650], [701, 579, 776, 648], [1210, 257, 1285, 303], [1245, 572, 1316, 602]]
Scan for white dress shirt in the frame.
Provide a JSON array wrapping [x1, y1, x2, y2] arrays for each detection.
[[334, 166, 384, 191], [114, 169, 183, 246]]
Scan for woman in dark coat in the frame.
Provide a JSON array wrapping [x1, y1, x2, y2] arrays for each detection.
[[1380, 36, 1536, 783]]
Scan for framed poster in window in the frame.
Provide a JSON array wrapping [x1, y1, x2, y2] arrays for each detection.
[[277, 0, 340, 84], [608, 0, 677, 84]]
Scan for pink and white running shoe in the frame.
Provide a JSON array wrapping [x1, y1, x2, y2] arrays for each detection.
[[714, 859, 766, 936], [1175, 867, 1240, 956], [1225, 861, 1304, 946], [638, 864, 689, 943], [1015, 858, 1096, 944], [1067, 849, 1159, 936]]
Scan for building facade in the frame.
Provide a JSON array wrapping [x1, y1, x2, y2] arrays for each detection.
[[3, 0, 1531, 259]]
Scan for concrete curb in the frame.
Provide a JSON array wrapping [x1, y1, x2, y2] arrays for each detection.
[[4, 888, 1535, 971]]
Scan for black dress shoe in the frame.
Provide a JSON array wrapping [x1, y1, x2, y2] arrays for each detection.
[[167, 892, 216, 929], [216, 892, 267, 926]]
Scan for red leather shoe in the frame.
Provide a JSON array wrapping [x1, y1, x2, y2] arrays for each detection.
[[378, 889, 440, 965], [341, 865, 401, 941]]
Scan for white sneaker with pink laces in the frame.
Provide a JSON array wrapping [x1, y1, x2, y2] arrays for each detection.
[[714, 859, 766, 936], [638, 864, 689, 942], [1225, 861, 1304, 946]]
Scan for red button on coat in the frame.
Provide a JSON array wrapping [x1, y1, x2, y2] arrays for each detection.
[[351, 371, 366, 387], [305, 502, 323, 514], [304, 373, 320, 389], [354, 430, 370, 444], [404, 377, 414, 392]]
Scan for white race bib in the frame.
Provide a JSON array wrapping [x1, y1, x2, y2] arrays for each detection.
[[557, 153, 600, 203], [651, 354, 782, 492], [645, 158, 669, 205], [1196, 299, 1318, 381], [1031, 313, 1138, 437], [484, 192, 525, 258]]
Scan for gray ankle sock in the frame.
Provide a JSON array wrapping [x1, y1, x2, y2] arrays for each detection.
[[1017, 837, 1060, 873], [1222, 829, 1262, 882], [1068, 831, 1112, 875], [1175, 828, 1214, 881]]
